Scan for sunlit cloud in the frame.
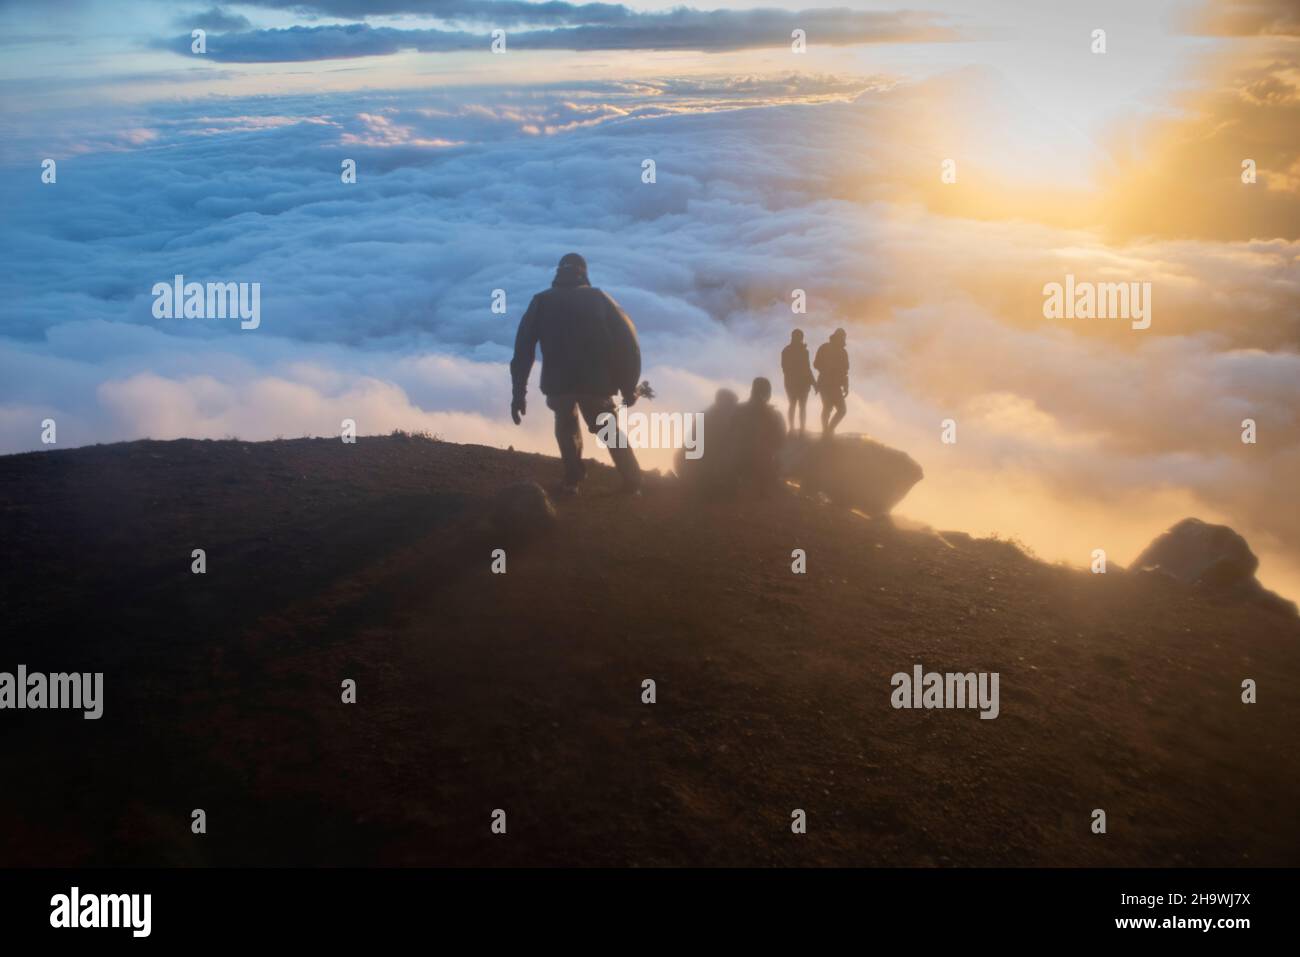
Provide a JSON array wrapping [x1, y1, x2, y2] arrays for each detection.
[[1, 0, 1297, 602]]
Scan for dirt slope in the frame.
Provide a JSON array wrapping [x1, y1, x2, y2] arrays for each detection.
[[2, 435, 1297, 866]]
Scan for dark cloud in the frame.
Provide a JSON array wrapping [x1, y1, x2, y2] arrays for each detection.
[[153, 9, 957, 62], [243, 0, 637, 27], [175, 6, 254, 32], [157, 23, 475, 60]]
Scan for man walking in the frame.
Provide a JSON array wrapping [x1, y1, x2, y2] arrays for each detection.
[[510, 253, 642, 495], [814, 327, 850, 437], [780, 329, 815, 436]]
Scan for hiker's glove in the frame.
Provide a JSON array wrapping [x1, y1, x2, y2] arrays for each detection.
[[511, 396, 526, 425]]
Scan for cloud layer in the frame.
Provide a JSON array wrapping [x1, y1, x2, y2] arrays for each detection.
[[158, 8, 957, 61], [2, 58, 1299, 597]]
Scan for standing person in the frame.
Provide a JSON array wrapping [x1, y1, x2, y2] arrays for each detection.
[[780, 329, 815, 436], [509, 253, 642, 496], [814, 327, 850, 437]]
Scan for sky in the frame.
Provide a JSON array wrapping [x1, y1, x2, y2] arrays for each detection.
[[1, 0, 1298, 598]]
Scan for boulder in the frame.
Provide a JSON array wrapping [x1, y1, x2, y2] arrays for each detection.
[[1133, 517, 1296, 616], [781, 433, 923, 515], [1133, 517, 1258, 589], [490, 481, 558, 541]]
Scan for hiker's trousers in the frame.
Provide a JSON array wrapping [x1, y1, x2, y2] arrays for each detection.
[[546, 393, 641, 487]]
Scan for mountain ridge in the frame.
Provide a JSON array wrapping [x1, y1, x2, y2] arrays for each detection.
[[1, 434, 1296, 866]]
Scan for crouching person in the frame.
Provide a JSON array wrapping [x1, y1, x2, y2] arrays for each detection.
[[733, 377, 787, 497], [677, 387, 739, 498]]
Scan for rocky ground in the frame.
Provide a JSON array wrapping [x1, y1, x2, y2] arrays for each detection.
[[1, 435, 1297, 866]]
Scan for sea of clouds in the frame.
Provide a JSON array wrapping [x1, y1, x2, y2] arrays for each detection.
[[2, 72, 1298, 595]]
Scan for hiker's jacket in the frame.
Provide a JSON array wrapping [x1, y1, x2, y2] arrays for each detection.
[[814, 342, 850, 392], [511, 281, 641, 402], [736, 399, 786, 457], [781, 342, 815, 391]]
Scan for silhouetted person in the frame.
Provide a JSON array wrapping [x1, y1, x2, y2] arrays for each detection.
[[814, 327, 849, 437], [732, 377, 786, 497], [781, 329, 815, 436], [510, 253, 642, 495], [682, 387, 739, 496]]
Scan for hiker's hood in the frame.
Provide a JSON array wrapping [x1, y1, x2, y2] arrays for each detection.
[[552, 252, 589, 288]]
